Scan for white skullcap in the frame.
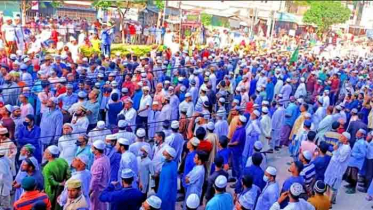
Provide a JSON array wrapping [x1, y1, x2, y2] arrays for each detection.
[[140, 145, 151, 154], [358, 128, 367, 135], [290, 182, 304, 196], [262, 100, 269, 105], [207, 122, 215, 130], [239, 115, 247, 123], [233, 99, 239, 104], [186, 194, 200, 209], [146, 195, 162, 209], [118, 120, 128, 128], [265, 166, 277, 176], [304, 112, 311, 118], [302, 150, 312, 161], [253, 110, 261, 117], [262, 107, 269, 113], [76, 155, 89, 165], [300, 77, 305, 82], [185, 92, 192, 98], [171, 121, 179, 129], [97, 121, 105, 129], [254, 141, 263, 150], [47, 145, 59, 155], [121, 168, 135, 179], [93, 140, 105, 150], [214, 175, 228, 188], [286, 78, 291, 82], [118, 138, 130, 145], [219, 98, 226, 103], [136, 128, 146, 138], [106, 134, 117, 141], [190, 137, 200, 147], [49, 97, 58, 104], [342, 132, 351, 140], [165, 147, 176, 158], [4, 104, 12, 113]]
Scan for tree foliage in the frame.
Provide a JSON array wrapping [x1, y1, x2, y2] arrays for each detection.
[[201, 12, 213, 26], [92, 0, 147, 11], [303, 1, 351, 33], [155, 0, 164, 10]]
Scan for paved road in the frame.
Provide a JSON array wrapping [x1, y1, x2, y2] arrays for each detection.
[[173, 148, 372, 210]]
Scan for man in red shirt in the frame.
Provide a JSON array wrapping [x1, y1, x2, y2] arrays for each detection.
[[196, 127, 212, 153], [330, 74, 340, 105]]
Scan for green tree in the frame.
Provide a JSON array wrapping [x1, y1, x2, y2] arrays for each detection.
[[93, 0, 147, 43], [20, 0, 64, 24], [201, 12, 212, 26], [303, 1, 351, 35]]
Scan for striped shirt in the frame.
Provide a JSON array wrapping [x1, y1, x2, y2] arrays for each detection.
[[301, 163, 316, 188]]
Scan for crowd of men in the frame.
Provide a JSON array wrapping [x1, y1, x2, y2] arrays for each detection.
[[0, 14, 373, 210]]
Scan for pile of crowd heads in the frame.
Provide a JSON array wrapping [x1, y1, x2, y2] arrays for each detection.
[[1, 17, 373, 210]]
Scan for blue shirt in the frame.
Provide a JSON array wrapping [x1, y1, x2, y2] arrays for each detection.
[[312, 155, 331, 181], [236, 165, 265, 193], [106, 146, 121, 182], [99, 185, 143, 210], [206, 192, 234, 210], [230, 126, 246, 155], [132, 90, 143, 110], [157, 160, 178, 210], [183, 151, 196, 187], [84, 100, 100, 125], [284, 103, 299, 126], [59, 93, 78, 111], [107, 102, 123, 126], [101, 29, 112, 45], [349, 138, 368, 170]]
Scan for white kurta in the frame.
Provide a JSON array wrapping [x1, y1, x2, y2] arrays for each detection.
[[260, 114, 272, 151], [58, 134, 78, 165]]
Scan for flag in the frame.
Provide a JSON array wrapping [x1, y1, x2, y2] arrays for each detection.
[[290, 46, 299, 65]]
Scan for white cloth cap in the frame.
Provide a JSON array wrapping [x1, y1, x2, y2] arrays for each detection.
[[290, 182, 304, 196], [106, 134, 117, 140], [47, 145, 60, 155], [136, 128, 146, 138], [185, 92, 192, 97], [190, 137, 200, 147], [207, 122, 215, 130], [233, 99, 239, 104], [93, 140, 105, 150], [358, 128, 367, 135], [262, 100, 269, 105], [262, 107, 269, 113], [214, 175, 227, 188], [97, 121, 105, 129], [165, 147, 176, 158], [302, 150, 312, 161], [253, 110, 261, 117], [76, 155, 89, 165], [219, 98, 225, 103], [146, 195, 162, 209], [118, 120, 128, 128], [186, 194, 200, 209], [265, 166, 277, 176], [342, 132, 351, 140], [121, 168, 134, 179], [239, 115, 247, 123], [4, 104, 12, 113], [140, 145, 151, 154], [118, 138, 130, 145], [254, 141, 263, 150], [171, 121, 179, 129]]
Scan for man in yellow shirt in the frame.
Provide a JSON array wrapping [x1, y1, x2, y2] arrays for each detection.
[[308, 180, 331, 210]]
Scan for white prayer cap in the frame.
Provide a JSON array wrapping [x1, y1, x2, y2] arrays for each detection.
[[70, 36, 76, 41], [186, 194, 200, 209], [358, 128, 367, 135], [254, 141, 263, 150], [76, 155, 89, 166], [97, 121, 105, 129], [121, 168, 134, 179], [190, 137, 200, 147], [290, 182, 304, 196], [185, 92, 191, 98], [118, 120, 128, 128], [111, 81, 118, 87], [118, 138, 130, 145], [49, 97, 58, 104], [335, 105, 342, 111], [93, 140, 105, 150], [304, 112, 311, 118], [317, 97, 323, 104], [324, 89, 329, 93], [4, 104, 12, 113], [253, 110, 261, 117], [46, 145, 60, 155], [165, 147, 176, 158], [286, 78, 291, 82], [0, 128, 8, 135], [105, 134, 117, 141], [236, 116, 246, 124], [233, 99, 239, 104], [201, 86, 208, 92], [207, 122, 215, 130], [214, 175, 228, 188], [342, 132, 351, 140], [262, 107, 269, 114], [146, 195, 162, 209], [265, 166, 277, 176], [219, 98, 225, 103], [302, 151, 312, 161], [262, 100, 269, 105], [300, 77, 305, 82], [136, 128, 146, 138], [140, 145, 151, 154], [142, 86, 150, 91], [152, 101, 159, 106], [171, 121, 179, 129]]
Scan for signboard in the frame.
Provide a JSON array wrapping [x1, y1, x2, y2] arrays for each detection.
[[367, 29, 373, 38], [289, 29, 295, 36]]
